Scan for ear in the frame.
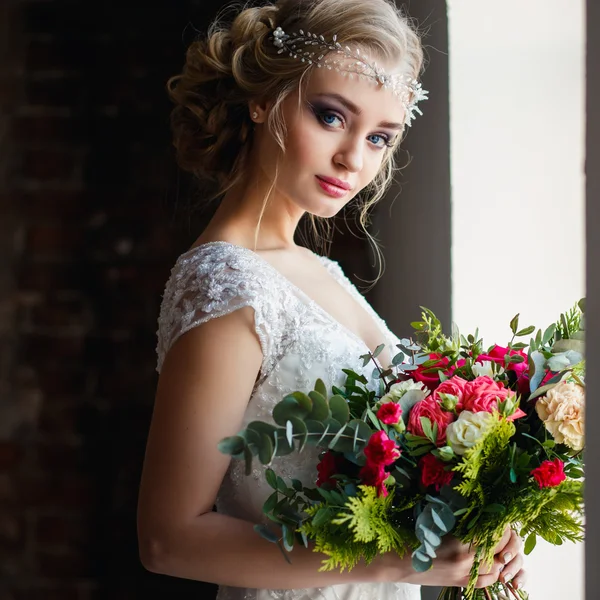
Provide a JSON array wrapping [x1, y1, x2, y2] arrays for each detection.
[[248, 98, 273, 123]]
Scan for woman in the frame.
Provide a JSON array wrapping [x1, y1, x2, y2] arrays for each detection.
[[137, 1, 527, 598]]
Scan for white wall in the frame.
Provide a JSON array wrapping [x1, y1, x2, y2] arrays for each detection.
[[448, 1, 586, 598]]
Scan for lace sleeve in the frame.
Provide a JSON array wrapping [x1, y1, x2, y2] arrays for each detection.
[[155, 247, 275, 374]]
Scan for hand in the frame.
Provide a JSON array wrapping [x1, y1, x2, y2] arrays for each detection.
[[482, 527, 527, 591]]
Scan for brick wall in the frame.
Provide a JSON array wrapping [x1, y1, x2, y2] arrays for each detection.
[[0, 1, 373, 599]]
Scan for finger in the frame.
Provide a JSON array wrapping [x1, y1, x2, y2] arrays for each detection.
[[500, 553, 524, 585], [498, 531, 523, 566], [512, 569, 528, 591], [479, 557, 503, 576], [492, 527, 512, 555]]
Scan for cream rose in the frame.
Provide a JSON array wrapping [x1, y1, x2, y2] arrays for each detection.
[[446, 410, 495, 455], [380, 380, 429, 404], [535, 381, 585, 452]]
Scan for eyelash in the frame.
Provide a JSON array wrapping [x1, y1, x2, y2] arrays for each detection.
[[314, 108, 395, 149]]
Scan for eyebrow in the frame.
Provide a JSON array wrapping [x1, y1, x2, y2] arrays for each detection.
[[312, 92, 404, 130]]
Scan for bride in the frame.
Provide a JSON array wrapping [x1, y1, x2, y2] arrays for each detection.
[[137, 0, 527, 598]]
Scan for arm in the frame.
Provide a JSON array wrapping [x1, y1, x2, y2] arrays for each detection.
[[137, 307, 405, 587]]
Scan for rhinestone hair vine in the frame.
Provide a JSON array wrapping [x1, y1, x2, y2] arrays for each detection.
[[271, 27, 428, 127]]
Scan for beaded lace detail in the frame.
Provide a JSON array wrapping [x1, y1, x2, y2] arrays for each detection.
[[156, 241, 421, 600]]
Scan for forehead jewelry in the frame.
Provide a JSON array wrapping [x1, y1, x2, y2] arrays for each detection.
[[271, 27, 428, 127]]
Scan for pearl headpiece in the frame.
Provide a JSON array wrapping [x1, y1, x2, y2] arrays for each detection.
[[271, 27, 428, 127]]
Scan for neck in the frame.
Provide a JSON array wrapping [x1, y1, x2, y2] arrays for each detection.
[[206, 167, 305, 252]]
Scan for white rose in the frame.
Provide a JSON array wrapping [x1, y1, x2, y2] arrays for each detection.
[[535, 381, 585, 452], [380, 380, 429, 404], [446, 410, 495, 455], [472, 360, 505, 379]]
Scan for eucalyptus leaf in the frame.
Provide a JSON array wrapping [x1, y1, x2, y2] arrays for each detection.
[[275, 430, 294, 456], [217, 435, 246, 456], [259, 433, 274, 465], [254, 524, 279, 544], [304, 419, 326, 445], [307, 391, 331, 422], [282, 523, 295, 552], [399, 389, 428, 424], [329, 395, 350, 424], [314, 379, 328, 399], [412, 552, 432, 572], [273, 396, 310, 427], [529, 350, 547, 392], [289, 416, 308, 451], [373, 343, 385, 358], [247, 421, 278, 439]]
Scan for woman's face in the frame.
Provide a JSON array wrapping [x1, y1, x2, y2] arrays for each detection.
[[253, 58, 407, 219]]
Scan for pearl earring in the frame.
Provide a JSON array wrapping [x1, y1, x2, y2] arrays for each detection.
[[252, 111, 259, 120]]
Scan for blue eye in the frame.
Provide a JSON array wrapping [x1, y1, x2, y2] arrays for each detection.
[[318, 111, 343, 128], [368, 134, 391, 148]]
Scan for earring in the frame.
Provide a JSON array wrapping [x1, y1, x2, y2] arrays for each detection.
[[252, 111, 259, 120]]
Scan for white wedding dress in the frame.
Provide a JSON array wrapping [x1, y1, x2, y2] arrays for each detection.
[[156, 241, 421, 600]]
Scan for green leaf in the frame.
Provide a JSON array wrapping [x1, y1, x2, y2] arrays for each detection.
[[273, 396, 310, 427], [483, 504, 506, 514], [265, 468, 277, 489], [510, 313, 520, 334], [217, 435, 246, 456], [420, 417, 435, 444], [328, 423, 348, 451], [289, 416, 308, 451], [263, 491, 279, 513], [254, 524, 279, 544], [275, 430, 294, 456], [258, 433, 274, 465], [304, 419, 326, 445], [509, 468, 517, 483], [509, 354, 526, 364], [286, 420, 293, 447], [314, 379, 328, 399], [282, 523, 295, 552], [524, 533, 537, 555], [342, 369, 368, 385], [392, 351, 406, 366], [516, 325, 536, 337], [542, 324, 557, 345], [312, 508, 333, 527], [373, 343, 385, 358], [529, 350, 547, 392], [307, 391, 330, 421], [247, 421, 277, 439], [291, 478, 303, 492], [329, 395, 350, 424]]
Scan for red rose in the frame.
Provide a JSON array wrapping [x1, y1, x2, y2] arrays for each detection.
[[460, 376, 526, 421], [359, 460, 389, 497], [316, 451, 342, 487], [432, 376, 468, 404], [477, 345, 529, 394], [363, 430, 401, 466], [531, 459, 566, 489], [407, 397, 455, 445], [376, 401, 403, 425], [420, 453, 454, 491], [412, 353, 467, 391]]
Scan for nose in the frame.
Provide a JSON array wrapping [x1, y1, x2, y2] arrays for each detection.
[[333, 137, 364, 173]]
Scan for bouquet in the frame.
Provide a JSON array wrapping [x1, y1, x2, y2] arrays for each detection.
[[218, 301, 586, 600]]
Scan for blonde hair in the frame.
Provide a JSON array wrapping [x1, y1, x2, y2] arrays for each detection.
[[167, 0, 424, 279]]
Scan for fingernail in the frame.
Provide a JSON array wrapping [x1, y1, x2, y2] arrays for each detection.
[[503, 552, 513, 563], [503, 572, 513, 582]]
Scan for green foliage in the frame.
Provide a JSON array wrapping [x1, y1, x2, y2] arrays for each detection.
[[453, 415, 515, 504], [301, 486, 418, 572]]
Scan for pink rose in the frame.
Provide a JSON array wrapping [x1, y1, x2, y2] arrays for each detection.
[[477, 345, 529, 395], [460, 376, 526, 421], [363, 430, 401, 466], [407, 397, 455, 445], [531, 459, 566, 489], [376, 401, 403, 425], [359, 460, 389, 497], [432, 376, 469, 404], [411, 354, 466, 391]]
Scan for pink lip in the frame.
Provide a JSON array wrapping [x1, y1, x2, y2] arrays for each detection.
[[316, 176, 352, 198], [316, 175, 352, 190]]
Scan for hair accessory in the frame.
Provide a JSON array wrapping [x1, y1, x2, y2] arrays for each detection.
[[271, 27, 428, 127]]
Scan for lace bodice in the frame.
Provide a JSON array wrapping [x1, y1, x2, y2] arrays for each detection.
[[156, 241, 421, 600]]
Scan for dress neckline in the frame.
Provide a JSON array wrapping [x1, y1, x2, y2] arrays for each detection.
[[180, 240, 390, 361]]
